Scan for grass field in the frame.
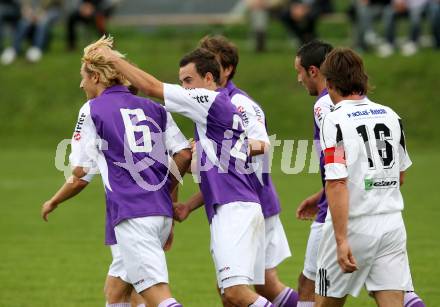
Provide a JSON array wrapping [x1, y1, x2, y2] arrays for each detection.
[[0, 24, 439, 306]]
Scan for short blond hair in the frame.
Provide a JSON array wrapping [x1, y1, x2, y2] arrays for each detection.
[[82, 36, 130, 88]]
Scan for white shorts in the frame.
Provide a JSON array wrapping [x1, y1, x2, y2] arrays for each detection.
[[265, 214, 291, 269], [302, 221, 324, 281], [114, 216, 173, 293], [316, 212, 412, 298], [108, 244, 129, 283], [210, 201, 265, 291]]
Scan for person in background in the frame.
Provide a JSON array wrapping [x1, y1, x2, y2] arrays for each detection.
[[378, 0, 431, 57], [279, 0, 332, 45], [0, 0, 20, 65], [66, 0, 116, 51]]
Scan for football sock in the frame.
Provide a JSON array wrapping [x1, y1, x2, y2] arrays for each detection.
[[273, 287, 299, 307], [297, 302, 314, 307], [404, 292, 425, 307], [105, 303, 130, 307], [249, 296, 273, 307], [158, 297, 182, 307]]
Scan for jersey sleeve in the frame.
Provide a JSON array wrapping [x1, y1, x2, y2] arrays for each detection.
[[231, 94, 270, 144], [163, 83, 218, 124], [314, 96, 333, 127], [69, 102, 99, 169], [320, 114, 348, 180], [164, 112, 190, 155], [398, 118, 412, 171]]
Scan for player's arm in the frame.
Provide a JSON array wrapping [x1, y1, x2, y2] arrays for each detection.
[[100, 48, 164, 99], [173, 191, 204, 222], [296, 188, 323, 220], [320, 115, 357, 273], [398, 118, 411, 187], [41, 174, 92, 221], [42, 102, 100, 222], [232, 95, 270, 157]]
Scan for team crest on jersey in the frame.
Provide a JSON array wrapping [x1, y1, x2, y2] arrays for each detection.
[[73, 132, 81, 141]]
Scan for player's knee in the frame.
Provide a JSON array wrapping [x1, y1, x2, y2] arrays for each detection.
[[298, 273, 315, 300], [104, 284, 131, 304], [223, 285, 247, 306]]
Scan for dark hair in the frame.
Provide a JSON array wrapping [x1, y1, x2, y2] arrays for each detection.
[[179, 48, 221, 84], [296, 40, 334, 70], [321, 47, 369, 97], [199, 35, 239, 81]]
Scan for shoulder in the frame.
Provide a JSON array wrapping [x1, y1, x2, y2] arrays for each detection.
[[314, 94, 334, 123]]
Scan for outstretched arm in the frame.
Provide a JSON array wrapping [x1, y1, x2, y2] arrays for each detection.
[[101, 48, 164, 99]]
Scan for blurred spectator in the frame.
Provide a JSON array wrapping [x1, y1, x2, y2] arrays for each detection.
[[3, 0, 62, 64], [66, 0, 117, 50], [349, 0, 391, 51], [432, 0, 440, 48], [279, 0, 332, 45], [0, 0, 20, 64], [245, 0, 285, 52], [378, 0, 431, 57]]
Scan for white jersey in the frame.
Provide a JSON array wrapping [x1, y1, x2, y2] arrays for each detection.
[[320, 97, 412, 218]]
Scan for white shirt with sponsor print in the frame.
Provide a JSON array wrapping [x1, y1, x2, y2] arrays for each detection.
[[320, 97, 412, 219]]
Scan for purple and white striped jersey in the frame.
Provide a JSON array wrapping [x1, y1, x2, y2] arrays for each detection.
[[225, 81, 281, 218], [313, 89, 333, 223], [163, 83, 260, 223], [70, 85, 189, 245]]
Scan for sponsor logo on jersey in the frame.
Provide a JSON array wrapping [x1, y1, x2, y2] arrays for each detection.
[[192, 95, 210, 104], [364, 177, 398, 190], [237, 105, 249, 127], [73, 113, 86, 141], [347, 108, 387, 118], [253, 105, 264, 123]]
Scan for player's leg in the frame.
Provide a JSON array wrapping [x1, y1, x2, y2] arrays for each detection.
[[315, 295, 347, 307], [315, 219, 378, 305], [365, 213, 414, 307], [106, 244, 134, 306], [130, 289, 146, 307], [115, 216, 182, 307], [372, 290, 404, 307], [104, 275, 132, 305], [254, 215, 297, 307], [298, 221, 324, 306], [212, 202, 271, 307]]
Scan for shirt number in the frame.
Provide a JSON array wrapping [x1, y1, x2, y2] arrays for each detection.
[[120, 109, 152, 153]]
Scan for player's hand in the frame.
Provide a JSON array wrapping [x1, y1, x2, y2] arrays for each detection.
[[163, 222, 174, 251], [336, 240, 358, 273], [173, 202, 191, 222], [41, 200, 57, 222], [296, 196, 319, 220]]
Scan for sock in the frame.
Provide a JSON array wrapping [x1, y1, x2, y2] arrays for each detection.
[[273, 287, 299, 307], [137, 305, 146, 307], [250, 296, 273, 307], [404, 292, 425, 307], [158, 297, 182, 307], [105, 303, 131, 307], [297, 302, 314, 307]]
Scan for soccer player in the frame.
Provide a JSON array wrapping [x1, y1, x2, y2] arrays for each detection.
[[293, 40, 334, 307], [315, 47, 415, 306], [41, 37, 191, 307], [295, 41, 425, 307], [173, 35, 298, 307], [97, 43, 272, 307]]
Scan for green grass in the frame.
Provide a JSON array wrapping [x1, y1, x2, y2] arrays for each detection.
[[0, 26, 439, 306]]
